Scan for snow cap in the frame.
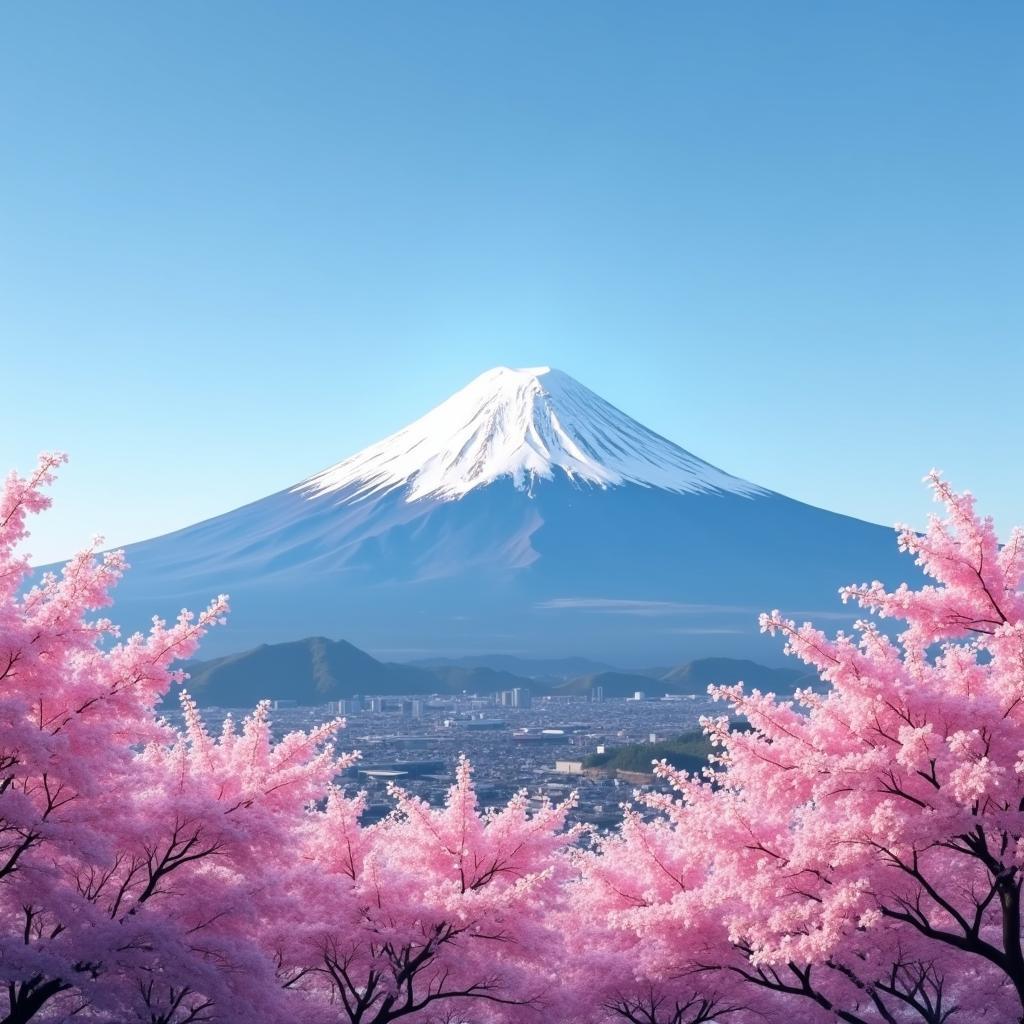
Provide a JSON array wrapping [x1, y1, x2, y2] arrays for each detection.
[[298, 366, 763, 503]]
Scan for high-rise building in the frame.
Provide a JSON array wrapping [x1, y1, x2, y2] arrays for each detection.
[[590, 686, 604, 702], [328, 697, 362, 715], [499, 688, 532, 709]]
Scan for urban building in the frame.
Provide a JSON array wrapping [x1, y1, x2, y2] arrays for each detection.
[[327, 698, 361, 715], [498, 688, 532, 709]]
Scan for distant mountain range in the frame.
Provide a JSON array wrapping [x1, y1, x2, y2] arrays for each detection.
[[408, 654, 618, 682], [182, 635, 814, 707], [181, 637, 435, 706]]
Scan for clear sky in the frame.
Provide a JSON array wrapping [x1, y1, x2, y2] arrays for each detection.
[[2, 2, 1021, 564]]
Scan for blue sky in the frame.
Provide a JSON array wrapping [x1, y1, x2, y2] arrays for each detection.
[[2, 2, 1021, 564]]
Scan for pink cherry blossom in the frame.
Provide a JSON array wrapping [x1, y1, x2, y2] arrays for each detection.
[[286, 756, 581, 1023], [0, 457, 347, 1024]]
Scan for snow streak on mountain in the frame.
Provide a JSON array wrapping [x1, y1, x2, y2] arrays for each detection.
[[87, 366, 918, 665], [298, 366, 764, 503]]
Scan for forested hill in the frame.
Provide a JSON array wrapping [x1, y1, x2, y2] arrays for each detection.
[[585, 726, 752, 775]]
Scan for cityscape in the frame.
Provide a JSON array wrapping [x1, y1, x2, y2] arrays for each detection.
[[167, 687, 716, 831]]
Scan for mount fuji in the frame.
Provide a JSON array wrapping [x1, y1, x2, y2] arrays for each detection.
[[102, 366, 915, 664]]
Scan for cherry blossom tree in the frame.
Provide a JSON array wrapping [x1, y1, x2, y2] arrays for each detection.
[[741, 471, 1024, 1020], [0, 455, 349, 1023], [286, 757, 580, 1024], [604, 472, 1024, 1023], [99, 693, 352, 1024], [567, 804, 757, 1024], [613, 757, 986, 1024]]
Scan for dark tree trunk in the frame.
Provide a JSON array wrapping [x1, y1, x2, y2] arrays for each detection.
[[2, 977, 68, 1024]]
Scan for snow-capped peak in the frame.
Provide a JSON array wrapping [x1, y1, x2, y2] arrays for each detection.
[[297, 366, 764, 503]]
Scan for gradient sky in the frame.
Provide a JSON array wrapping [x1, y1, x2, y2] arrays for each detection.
[[2, 2, 1021, 565]]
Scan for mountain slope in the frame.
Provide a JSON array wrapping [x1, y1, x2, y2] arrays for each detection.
[[182, 637, 438, 705], [658, 657, 805, 694], [409, 654, 616, 680], [557, 659, 805, 698], [424, 665, 541, 695], [554, 671, 659, 698]]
